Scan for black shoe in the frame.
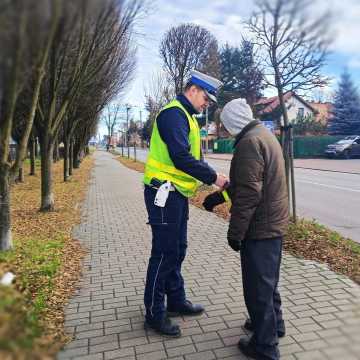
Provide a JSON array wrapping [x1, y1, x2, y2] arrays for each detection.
[[167, 300, 205, 317], [243, 318, 286, 338], [238, 338, 275, 360], [144, 317, 181, 337]]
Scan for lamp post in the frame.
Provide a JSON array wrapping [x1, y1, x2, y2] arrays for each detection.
[[126, 104, 131, 158], [205, 107, 209, 154], [118, 128, 124, 157]]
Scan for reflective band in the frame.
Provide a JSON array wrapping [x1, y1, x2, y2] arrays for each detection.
[[222, 190, 231, 203], [145, 169, 198, 193], [150, 253, 164, 317], [147, 158, 189, 178]]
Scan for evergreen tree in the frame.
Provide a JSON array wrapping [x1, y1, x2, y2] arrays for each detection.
[[328, 70, 360, 135], [219, 40, 265, 107]]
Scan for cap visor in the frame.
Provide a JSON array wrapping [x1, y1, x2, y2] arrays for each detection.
[[204, 90, 217, 104]]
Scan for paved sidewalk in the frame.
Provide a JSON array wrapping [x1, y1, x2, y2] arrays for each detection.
[[58, 151, 360, 360]]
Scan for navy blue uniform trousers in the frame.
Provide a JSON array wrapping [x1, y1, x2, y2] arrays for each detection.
[[144, 185, 189, 323], [241, 237, 284, 360]]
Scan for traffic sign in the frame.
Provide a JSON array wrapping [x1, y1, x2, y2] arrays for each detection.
[[200, 129, 208, 138]]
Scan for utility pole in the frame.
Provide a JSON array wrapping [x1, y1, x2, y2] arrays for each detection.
[[118, 127, 124, 157], [139, 109, 143, 149], [205, 107, 209, 154], [126, 104, 131, 158]]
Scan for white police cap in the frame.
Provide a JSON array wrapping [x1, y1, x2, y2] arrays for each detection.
[[188, 70, 223, 103]]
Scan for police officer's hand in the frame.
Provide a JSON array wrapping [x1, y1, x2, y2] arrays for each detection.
[[227, 236, 241, 252], [202, 191, 225, 212], [215, 173, 229, 189]]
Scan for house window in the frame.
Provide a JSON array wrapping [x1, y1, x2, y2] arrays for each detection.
[[298, 108, 304, 118]]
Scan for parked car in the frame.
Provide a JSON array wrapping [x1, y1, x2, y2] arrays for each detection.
[[325, 135, 360, 159]]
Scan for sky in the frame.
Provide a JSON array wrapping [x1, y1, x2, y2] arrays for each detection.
[[100, 0, 360, 135]]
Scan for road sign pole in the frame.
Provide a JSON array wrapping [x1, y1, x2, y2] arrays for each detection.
[[205, 107, 209, 154]]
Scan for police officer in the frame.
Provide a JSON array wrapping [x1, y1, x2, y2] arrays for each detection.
[[143, 70, 227, 337]]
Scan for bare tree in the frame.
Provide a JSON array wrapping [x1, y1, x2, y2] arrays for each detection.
[[144, 71, 174, 118], [160, 23, 219, 94], [0, 0, 141, 251], [198, 39, 221, 79], [247, 0, 331, 220], [104, 104, 122, 145], [71, 19, 136, 169], [35, 0, 140, 210], [0, 0, 61, 251], [219, 40, 265, 107]]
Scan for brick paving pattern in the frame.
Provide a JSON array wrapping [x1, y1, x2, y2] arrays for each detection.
[[58, 152, 360, 360]]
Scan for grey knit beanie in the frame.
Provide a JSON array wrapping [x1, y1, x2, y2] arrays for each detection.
[[220, 98, 254, 136]]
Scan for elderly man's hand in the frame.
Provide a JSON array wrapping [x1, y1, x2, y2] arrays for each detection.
[[227, 232, 241, 252]]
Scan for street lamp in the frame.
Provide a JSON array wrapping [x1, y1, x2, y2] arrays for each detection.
[[205, 107, 209, 154], [125, 104, 131, 158], [118, 127, 125, 157]]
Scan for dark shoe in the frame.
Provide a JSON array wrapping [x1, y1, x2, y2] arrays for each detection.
[[144, 317, 181, 337], [238, 338, 275, 360], [167, 300, 204, 317], [243, 318, 286, 338]]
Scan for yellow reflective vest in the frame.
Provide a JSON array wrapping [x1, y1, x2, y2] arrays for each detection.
[[143, 99, 201, 198]]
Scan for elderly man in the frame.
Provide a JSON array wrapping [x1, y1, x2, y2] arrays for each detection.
[[203, 98, 289, 360]]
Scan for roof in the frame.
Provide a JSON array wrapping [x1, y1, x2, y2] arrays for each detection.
[[309, 102, 333, 118], [255, 91, 318, 115], [310, 102, 334, 121]]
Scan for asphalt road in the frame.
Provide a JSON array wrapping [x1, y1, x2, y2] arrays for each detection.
[[116, 147, 360, 243], [203, 156, 360, 243]]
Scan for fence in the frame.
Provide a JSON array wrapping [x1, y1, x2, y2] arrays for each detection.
[[213, 135, 344, 158]]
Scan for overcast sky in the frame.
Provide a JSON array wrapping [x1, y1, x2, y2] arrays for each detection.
[[101, 0, 360, 131]]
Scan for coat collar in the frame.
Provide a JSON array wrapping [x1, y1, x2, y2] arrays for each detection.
[[177, 94, 198, 116], [233, 120, 262, 149]]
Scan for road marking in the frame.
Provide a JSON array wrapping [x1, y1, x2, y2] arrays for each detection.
[[296, 179, 360, 193], [295, 166, 360, 175]]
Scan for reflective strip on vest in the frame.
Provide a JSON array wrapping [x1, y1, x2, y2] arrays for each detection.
[[143, 99, 201, 198]]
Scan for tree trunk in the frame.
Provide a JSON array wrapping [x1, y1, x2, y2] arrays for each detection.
[[0, 164, 13, 251], [35, 137, 39, 157], [277, 88, 296, 221], [277, 90, 290, 187], [29, 137, 36, 176], [53, 140, 60, 162], [69, 139, 74, 176], [40, 139, 55, 211], [63, 137, 70, 182], [73, 142, 81, 169], [289, 126, 297, 222], [18, 167, 24, 183]]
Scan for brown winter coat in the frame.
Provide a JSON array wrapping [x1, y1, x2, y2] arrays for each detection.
[[227, 121, 289, 244]]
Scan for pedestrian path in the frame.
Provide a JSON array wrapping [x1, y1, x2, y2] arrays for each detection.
[[58, 151, 360, 360]]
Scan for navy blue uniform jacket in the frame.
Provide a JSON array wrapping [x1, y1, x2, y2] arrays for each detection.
[[156, 95, 217, 185]]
